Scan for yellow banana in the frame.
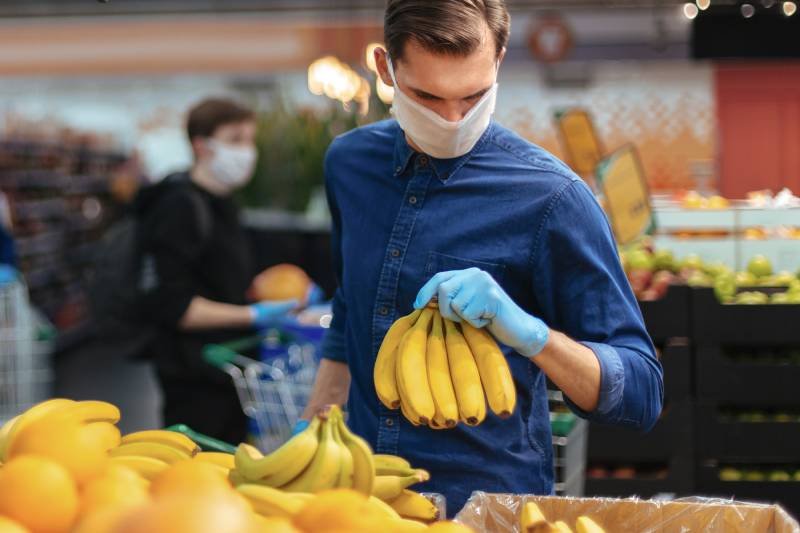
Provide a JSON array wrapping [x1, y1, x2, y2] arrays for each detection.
[[462, 323, 516, 418], [427, 314, 459, 428], [336, 408, 375, 495], [521, 501, 560, 533], [83, 421, 122, 451], [280, 414, 343, 492], [65, 400, 121, 424], [235, 416, 320, 484], [400, 401, 423, 426], [193, 451, 235, 470], [375, 309, 423, 409], [372, 470, 430, 502], [109, 441, 191, 464], [576, 516, 606, 533], [1, 398, 75, 460], [444, 319, 486, 426], [108, 455, 169, 481], [374, 454, 412, 475], [121, 430, 200, 457], [387, 490, 439, 521], [397, 518, 428, 531], [367, 495, 402, 519], [555, 521, 574, 533], [396, 308, 436, 425], [229, 469, 248, 486], [330, 410, 354, 489], [236, 484, 306, 518]]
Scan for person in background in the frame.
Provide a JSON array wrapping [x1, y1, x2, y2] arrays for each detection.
[[137, 98, 296, 443]]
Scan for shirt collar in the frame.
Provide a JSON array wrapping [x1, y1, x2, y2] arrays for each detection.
[[392, 120, 496, 182]]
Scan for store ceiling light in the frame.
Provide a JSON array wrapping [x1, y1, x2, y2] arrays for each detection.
[[783, 1, 797, 15], [683, 2, 699, 18], [696, 0, 711, 10], [741, 2, 756, 17], [761, 0, 776, 7]]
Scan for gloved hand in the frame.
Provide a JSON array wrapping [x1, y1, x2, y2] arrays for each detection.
[[249, 299, 299, 328], [291, 419, 310, 436], [305, 283, 326, 306], [414, 268, 550, 357]]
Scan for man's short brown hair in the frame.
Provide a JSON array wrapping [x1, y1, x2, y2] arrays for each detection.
[[384, 0, 510, 62], [186, 98, 255, 141]]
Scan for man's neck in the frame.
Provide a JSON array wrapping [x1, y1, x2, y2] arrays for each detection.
[[190, 164, 228, 196]]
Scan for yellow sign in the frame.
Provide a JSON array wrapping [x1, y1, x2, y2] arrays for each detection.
[[596, 145, 654, 244], [555, 109, 603, 178]]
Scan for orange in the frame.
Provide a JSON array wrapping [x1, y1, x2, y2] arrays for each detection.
[[250, 263, 311, 302], [426, 521, 475, 533], [72, 507, 140, 533], [149, 461, 232, 500], [0, 455, 79, 533], [112, 492, 255, 533], [7, 412, 107, 485], [80, 468, 150, 517], [0, 516, 30, 533], [82, 422, 122, 452], [293, 489, 385, 533], [251, 515, 300, 533]]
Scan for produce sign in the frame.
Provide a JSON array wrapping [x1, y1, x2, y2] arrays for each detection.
[[596, 145, 654, 245], [555, 108, 603, 179]]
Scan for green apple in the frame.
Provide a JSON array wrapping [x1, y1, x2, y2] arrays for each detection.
[[714, 273, 737, 303], [769, 470, 791, 482], [653, 249, 676, 272], [770, 292, 791, 304], [627, 249, 654, 271], [687, 271, 713, 287], [787, 280, 800, 295], [747, 254, 773, 278], [772, 271, 797, 286], [735, 271, 758, 287], [704, 261, 732, 278], [734, 291, 769, 305], [743, 470, 766, 481], [794, 470, 800, 482], [680, 253, 704, 272], [774, 413, 794, 423], [719, 467, 742, 481]]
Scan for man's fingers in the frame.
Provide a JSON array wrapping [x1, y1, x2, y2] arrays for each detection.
[[414, 270, 459, 309]]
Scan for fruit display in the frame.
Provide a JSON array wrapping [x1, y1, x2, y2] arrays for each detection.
[[718, 466, 800, 482], [248, 263, 312, 304], [519, 501, 606, 533], [374, 306, 516, 428], [678, 191, 731, 210], [0, 399, 474, 533]]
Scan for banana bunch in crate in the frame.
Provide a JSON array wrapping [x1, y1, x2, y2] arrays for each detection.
[[375, 306, 516, 428], [232, 405, 440, 523]]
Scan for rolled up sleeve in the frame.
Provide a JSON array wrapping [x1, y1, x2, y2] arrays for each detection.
[[531, 179, 663, 431]]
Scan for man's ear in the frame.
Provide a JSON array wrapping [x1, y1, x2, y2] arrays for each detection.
[[374, 47, 394, 88], [497, 46, 507, 67], [191, 136, 212, 162]]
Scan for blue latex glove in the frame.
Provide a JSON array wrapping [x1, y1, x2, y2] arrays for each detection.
[[414, 268, 550, 357], [305, 283, 326, 306], [292, 419, 310, 435], [250, 299, 299, 328]]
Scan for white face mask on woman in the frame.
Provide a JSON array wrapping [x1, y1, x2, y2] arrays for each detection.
[[207, 139, 257, 191], [387, 57, 498, 159]]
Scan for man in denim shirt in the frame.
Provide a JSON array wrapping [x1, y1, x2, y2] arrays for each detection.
[[302, 0, 663, 513]]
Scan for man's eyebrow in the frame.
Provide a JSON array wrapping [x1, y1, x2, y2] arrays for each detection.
[[408, 85, 492, 100]]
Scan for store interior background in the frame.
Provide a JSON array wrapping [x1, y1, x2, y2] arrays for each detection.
[[1, 0, 799, 495]]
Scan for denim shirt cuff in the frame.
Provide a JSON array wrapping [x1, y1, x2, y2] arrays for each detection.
[[320, 326, 347, 363], [566, 341, 625, 418]]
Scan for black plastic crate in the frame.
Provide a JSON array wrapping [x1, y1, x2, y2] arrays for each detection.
[[584, 456, 694, 498], [691, 287, 800, 345], [639, 284, 692, 343], [695, 403, 800, 461], [588, 402, 693, 462], [660, 341, 692, 401], [696, 464, 800, 519], [695, 345, 800, 406]]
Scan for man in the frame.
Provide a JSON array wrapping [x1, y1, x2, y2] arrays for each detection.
[[138, 98, 296, 443], [303, 0, 663, 512]]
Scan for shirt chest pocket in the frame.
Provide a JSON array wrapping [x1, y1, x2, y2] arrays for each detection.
[[424, 251, 506, 283]]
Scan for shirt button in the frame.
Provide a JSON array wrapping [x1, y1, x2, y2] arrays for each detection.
[[391, 249, 400, 257], [409, 196, 418, 205], [418, 155, 428, 167], [379, 306, 389, 316], [385, 418, 394, 427]]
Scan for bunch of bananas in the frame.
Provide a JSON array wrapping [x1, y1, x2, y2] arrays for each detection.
[[374, 306, 516, 428], [520, 502, 606, 533], [231, 405, 440, 523]]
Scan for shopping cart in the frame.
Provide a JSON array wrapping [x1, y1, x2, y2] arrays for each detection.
[[0, 273, 56, 424], [203, 315, 325, 453]]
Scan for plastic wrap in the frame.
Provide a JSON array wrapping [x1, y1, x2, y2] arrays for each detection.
[[454, 492, 800, 533]]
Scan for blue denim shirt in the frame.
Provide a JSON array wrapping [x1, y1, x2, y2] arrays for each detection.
[[321, 119, 663, 514]]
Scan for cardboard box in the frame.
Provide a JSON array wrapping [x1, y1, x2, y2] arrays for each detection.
[[455, 492, 800, 532]]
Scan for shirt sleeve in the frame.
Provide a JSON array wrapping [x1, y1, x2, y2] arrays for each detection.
[[320, 147, 348, 364], [139, 190, 206, 327], [530, 178, 663, 431]]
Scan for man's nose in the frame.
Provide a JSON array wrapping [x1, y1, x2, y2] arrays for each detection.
[[435, 101, 468, 123]]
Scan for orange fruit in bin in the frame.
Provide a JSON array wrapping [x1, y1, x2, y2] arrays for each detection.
[[112, 492, 255, 533], [80, 466, 150, 518], [250, 263, 311, 303], [0, 516, 30, 533], [0, 455, 79, 533], [150, 461, 233, 500]]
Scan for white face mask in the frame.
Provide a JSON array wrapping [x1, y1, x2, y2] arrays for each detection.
[[207, 139, 257, 191], [388, 57, 498, 159]]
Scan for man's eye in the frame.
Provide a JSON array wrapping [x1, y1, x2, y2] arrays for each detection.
[[466, 93, 484, 102]]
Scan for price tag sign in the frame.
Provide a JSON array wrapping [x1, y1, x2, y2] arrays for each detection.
[[555, 108, 603, 178], [596, 145, 654, 244]]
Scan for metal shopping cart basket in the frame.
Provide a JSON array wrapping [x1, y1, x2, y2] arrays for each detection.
[[0, 273, 56, 424], [203, 315, 326, 453]]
